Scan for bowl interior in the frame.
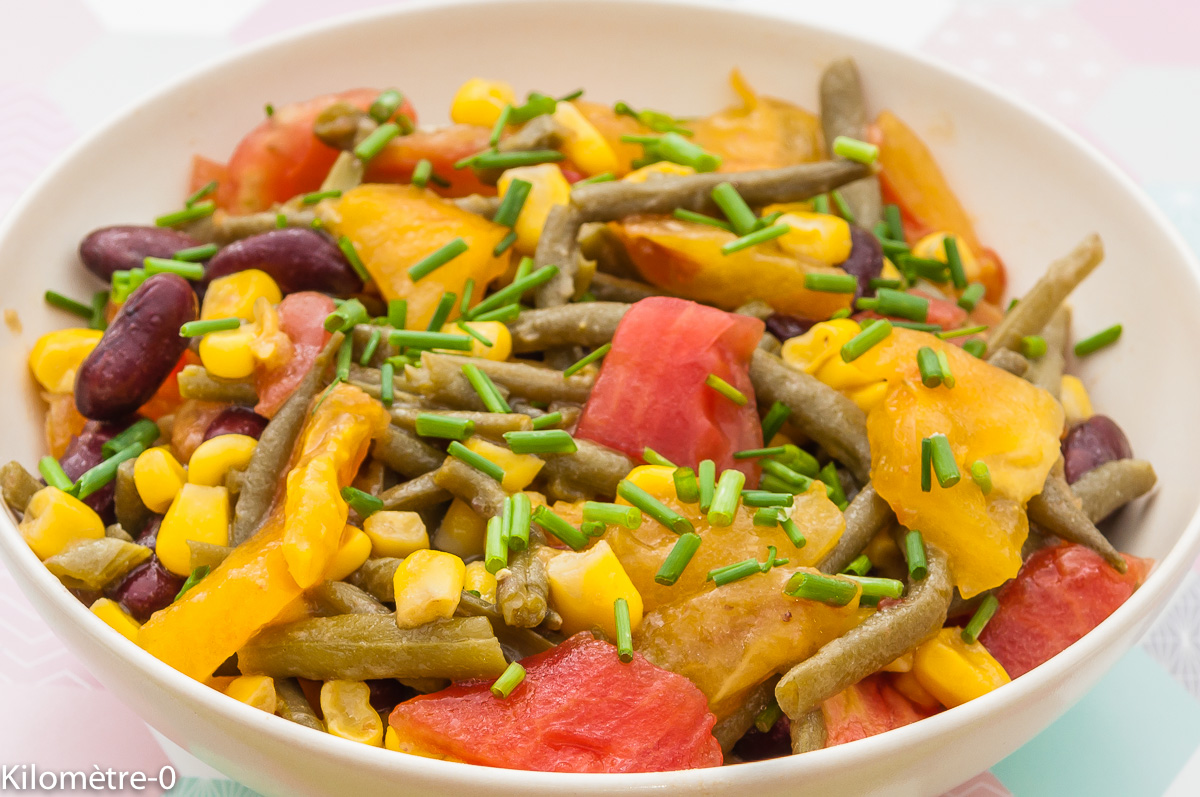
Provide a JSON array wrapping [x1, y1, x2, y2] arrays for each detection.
[[1, 1, 1198, 794]]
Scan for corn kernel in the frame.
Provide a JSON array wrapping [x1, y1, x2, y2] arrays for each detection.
[[157, 483, 230, 576], [384, 726, 402, 752], [621, 465, 677, 501], [780, 320, 887, 413], [393, 549, 466, 629], [449, 78, 515, 127], [225, 675, 277, 714], [912, 626, 1011, 708], [20, 486, 105, 560], [321, 680, 383, 747], [881, 651, 914, 673], [497, 163, 571, 253], [432, 498, 487, 559], [552, 101, 619, 176], [363, 511, 429, 558], [770, 210, 853, 265], [199, 326, 256, 380], [326, 525, 372, 581], [623, 161, 696, 183], [28, 328, 103, 394], [201, 269, 282, 321], [464, 437, 544, 492], [463, 560, 498, 603], [546, 540, 643, 637], [188, 434, 258, 486], [90, 597, 141, 642], [892, 669, 941, 710], [1060, 375, 1094, 425], [441, 321, 512, 361], [133, 446, 187, 513]]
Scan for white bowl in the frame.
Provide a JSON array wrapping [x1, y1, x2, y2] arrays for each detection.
[[2, 1, 1198, 794]]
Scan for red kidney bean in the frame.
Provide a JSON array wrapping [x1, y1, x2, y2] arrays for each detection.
[[367, 679, 417, 714], [74, 274, 197, 420], [1062, 415, 1133, 484], [838, 226, 885, 300], [59, 420, 129, 522], [134, 515, 163, 548], [765, 314, 817, 342], [68, 587, 102, 607], [203, 229, 363, 295], [203, 406, 269, 442], [107, 558, 184, 622], [79, 226, 201, 281], [731, 714, 792, 761]]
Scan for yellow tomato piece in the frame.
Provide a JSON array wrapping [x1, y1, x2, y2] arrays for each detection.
[[572, 100, 653, 176], [623, 162, 696, 183], [321, 680, 384, 747], [90, 597, 141, 642], [552, 101, 620, 176], [201, 269, 282, 321], [28, 328, 103, 394], [892, 669, 942, 710], [780, 320, 888, 413], [441, 321, 512, 361], [363, 510, 429, 559], [912, 627, 1011, 708], [617, 216, 852, 319], [330, 185, 509, 330], [199, 326, 256, 380], [545, 540, 643, 638], [157, 483, 230, 576], [912, 231, 981, 285], [769, 209, 853, 265], [463, 560, 497, 603], [133, 446, 188, 513], [464, 436, 543, 492], [326, 525, 372, 581], [188, 434, 258, 486], [225, 675, 277, 713], [450, 78, 515, 127], [393, 549, 466, 629], [432, 498, 488, 559], [20, 486, 105, 560], [497, 163, 571, 254]]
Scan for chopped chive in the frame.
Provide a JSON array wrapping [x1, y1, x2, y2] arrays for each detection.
[[489, 103, 512, 148], [970, 460, 993, 494], [711, 182, 758, 236], [741, 490, 794, 508], [428, 172, 451, 188], [531, 411, 562, 430], [426, 291, 457, 332], [734, 445, 788, 460], [368, 89, 405, 123], [613, 101, 691, 135], [359, 328, 382, 366], [830, 190, 855, 224], [708, 559, 763, 587], [841, 319, 893, 362], [842, 554, 872, 577], [563, 343, 611, 378], [337, 236, 371, 283], [174, 564, 210, 602], [335, 335, 353, 382], [831, 135, 879, 165], [647, 132, 721, 172], [504, 429, 577, 454], [617, 479, 693, 535], [44, 290, 93, 320], [721, 223, 790, 255], [173, 243, 218, 262], [905, 530, 928, 580], [818, 462, 848, 509], [962, 594, 1001, 644], [777, 444, 820, 477], [507, 91, 558, 124], [936, 350, 955, 388], [757, 211, 785, 230], [761, 460, 812, 492], [779, 513, 810, 548], [509, 492, 532, 551], [917, 346, 943, 388], [844, 575, 905, 599], [485, 514, 508, 573], [143, 257, 204, 280], [784, 571, 859, 606], [387, 299, 407, 330], [812, 194, 830, 214], [582, 501, 642, 530], [673, 467, 699, 503], [460, 363, 511, 414], [353, 122, 400, 163], [921, 437, 933, 493], [323, 299, 368, 335], [472, 303, 522, 323], [274, 213, 288, 229], [456, 320, 494, 348], [180, 318, 240, 337], [38, 456, 73, 492], [388, 330, 472, 351], [760, 474, 801, 495], [805, 272, 858, 293], [857, 298, 879, 311], [963, 338, 987, 358], [494, 178, 532, 228], [642, 447, 676, 468], [75, 443, 144, 500], [408, 237, 469, 282], [580, 520, 606, 537], [891, 321, 941, 332], [155, 200, 215, 227], [415, 413, 475, 441], [578, 172, 616, 185], [490, 660, 525, 698], [380, 362, 394, 405], [493, 229, 518, 256], [754, 701, 784, 734], [614, 597, 634, 662], [884, 204, 904, 242], [874, 288, 929, 322], [467, 265, 558, 319], [761, 401, 791, 443], [411, 158, 433, 189], [707, 469, 746, 527], [937, 324, 989, 340], [184, 180, 218, 208], [870, 277, 904, 290], [466, 149, 565, 171], [900, 255, 949, 283], [340, 485, 383, 518], [753, 507, 780, 527], [655, 532, 702, 586], [558, 88, 584, 102], [1074, 324, 1122, 356], [943, 236, 967, 289], [927, 433, 961, 488], [958, 283, 986, 311], [301, 189, 342, 205], [458, 279, 476, 318], [531, 504, 589, 550], [1021, 335, 1047, 359], [697, 459, 716, 513], [673, 208, 735, 232], [880, 238, 912, 259], [448, 440, 506, 483], [704, 373, 747, 406], [513, 256, 533, 284]]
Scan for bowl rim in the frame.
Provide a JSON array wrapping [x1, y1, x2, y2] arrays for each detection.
[[2, 0, 1199, 790]]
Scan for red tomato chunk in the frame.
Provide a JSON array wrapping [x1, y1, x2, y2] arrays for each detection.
[[574, 297, 765, 481], [254, 291, 334, 418], [822, 674, 933, 747], [387, 634, 723, 772]]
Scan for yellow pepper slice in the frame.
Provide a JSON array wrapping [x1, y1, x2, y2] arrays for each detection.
[[912, 627, 1011, 708]]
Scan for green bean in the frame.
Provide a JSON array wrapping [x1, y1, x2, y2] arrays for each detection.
[[734, 300, 775, 321], [452, 194, 501, 219], [474, 115, 569, 185], [274, 678, 325, 732], [712, 676, 780, 754], [988, 348, 1029, 377], [775, 545, 952, 719], [457, 590, 556, 660], [404, 353, 507, 410], [350, 325, 396, 368], [104, 524, 133, 543], [388, 405, 532, 438], [176, 365, 258, 405], [571, 159, 872, 222], [539, 439, 637, 501], [347, 557, 402, 603], [507, 303, 630, 353], [237, 614, 508, 681], [372, 425, 446, 478], [1071, 459, 1157, 524], [114, 458, 151, 537], [43, 538, 151, 591], [188, 540, 232, 571], [313, 580, 391, 616], [230, 333, 342, 545], [818, 483, 895, 574], [749, 350, 872, 483], [379, 472, 452, 513], [588, 273, 670, 303], [432, 456, 507, 519], [425, 353, 594, 405], [1023, 306, 1070, 398], [319, 150, 364, 196], [534, 205, 585, 308], [988, 234, 1104, 355], [819, 58, 883, 230], [790, 710, 828, 754], [1028, 469, 1126, 571], [577, 221, 640, 279], [1, 460, 41, 513], [346, 363, 420, 405], [496, 547, 550, 628], [190, 207, 319, 245]]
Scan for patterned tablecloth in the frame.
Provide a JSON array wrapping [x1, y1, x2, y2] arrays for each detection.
[[2, 1, 1198, 794]]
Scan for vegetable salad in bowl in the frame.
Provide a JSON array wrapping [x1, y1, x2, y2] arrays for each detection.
[[4, 58, 1156, 772]]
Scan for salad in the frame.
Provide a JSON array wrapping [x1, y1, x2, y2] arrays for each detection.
[[4, 58, 1158, 772]]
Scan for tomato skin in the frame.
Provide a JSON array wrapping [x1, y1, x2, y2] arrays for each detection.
[[978, 543, 1151, 678], [365, 124, 495, 198], [574, 297, 765, 482], [387, 634, 723, 772], [822, 674, 934, 747], [253, 292, 334, 418]]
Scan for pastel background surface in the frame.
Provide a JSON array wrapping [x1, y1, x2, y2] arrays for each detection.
[[1, 1, 1197, 794]]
